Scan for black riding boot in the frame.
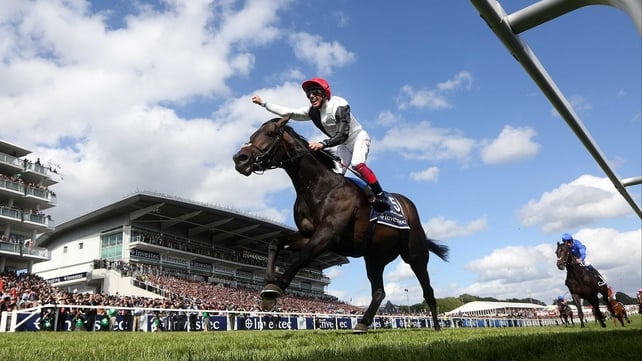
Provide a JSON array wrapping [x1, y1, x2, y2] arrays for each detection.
[[588, 265, 606, 286], [369, 181, 389, 211]]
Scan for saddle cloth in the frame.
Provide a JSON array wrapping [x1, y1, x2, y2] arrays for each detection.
[[369, 193, 410, 229], [346, 177, 410, 230]]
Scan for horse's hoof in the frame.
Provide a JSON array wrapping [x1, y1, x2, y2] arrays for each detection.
[[353, 323, 368, 334], [261, 284, 283, 299]]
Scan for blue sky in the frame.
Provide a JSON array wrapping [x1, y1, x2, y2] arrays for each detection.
[[1, 1, 640, 306]]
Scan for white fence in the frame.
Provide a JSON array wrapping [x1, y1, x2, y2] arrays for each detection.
[[1, 304, 570, 333]]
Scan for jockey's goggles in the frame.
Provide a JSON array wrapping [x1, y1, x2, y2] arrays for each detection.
[[306, 88, 325, 98]]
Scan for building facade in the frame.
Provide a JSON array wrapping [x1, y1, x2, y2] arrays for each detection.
[[32, 191, 347, 298], [0, 140, 60, 273]]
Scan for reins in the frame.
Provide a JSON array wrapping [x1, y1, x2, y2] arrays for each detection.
[[318, 150, 367, 182], [243, 122, 367, 184]]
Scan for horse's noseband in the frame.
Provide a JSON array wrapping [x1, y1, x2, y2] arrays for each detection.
[[243, 129, 285, 173]]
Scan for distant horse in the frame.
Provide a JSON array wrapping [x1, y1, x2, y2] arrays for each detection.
[[555, 300, 574, 327], [233, 116, 449, 333], [607, 288, 631, 327], [555, 242, 613, 328]]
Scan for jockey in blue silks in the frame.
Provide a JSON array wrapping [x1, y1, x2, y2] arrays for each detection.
[[562, 233, 606, 286]]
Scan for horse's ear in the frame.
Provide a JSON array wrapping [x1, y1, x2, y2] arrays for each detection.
[[276, 114, 291, 127]]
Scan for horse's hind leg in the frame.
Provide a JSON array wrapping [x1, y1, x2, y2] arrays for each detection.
[[408, 258, 441, 331], [354, 258, 387, 334]]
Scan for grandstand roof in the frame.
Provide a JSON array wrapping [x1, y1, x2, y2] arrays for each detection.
[[37, 191, 349, 269], [445, 301, 546, 316], [0, 139, 30, 158]]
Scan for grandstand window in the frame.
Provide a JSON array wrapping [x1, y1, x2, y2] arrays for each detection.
[[63, 245, 67, 254], [100, 232, 123, 260], [78, 242, 83, 250]]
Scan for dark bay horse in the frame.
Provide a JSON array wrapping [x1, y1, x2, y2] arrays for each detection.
[[555, 242, 612, 328], [555, 299, 574, 327], [233, 116, 449, 333]]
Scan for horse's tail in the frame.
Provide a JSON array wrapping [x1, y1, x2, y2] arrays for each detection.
[[427, 237, 449, 262]]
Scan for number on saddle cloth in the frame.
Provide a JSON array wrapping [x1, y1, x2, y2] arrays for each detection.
[[346, 177, 410, 230]]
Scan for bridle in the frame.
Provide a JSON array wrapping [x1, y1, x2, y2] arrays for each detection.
[[241, 126, 309, 174], [556, 244, 573, 268]]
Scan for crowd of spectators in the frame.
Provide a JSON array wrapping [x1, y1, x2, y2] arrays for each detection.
[[1, 269, 362, 325], [1, 172, 56, 201]]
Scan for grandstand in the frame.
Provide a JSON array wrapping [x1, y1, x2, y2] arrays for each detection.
[[30, 191, 349, 300], [445, 301, 547, 318], [0, 140, 60, 273]]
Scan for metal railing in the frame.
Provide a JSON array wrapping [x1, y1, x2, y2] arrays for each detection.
[[470, 0, 642, 219]]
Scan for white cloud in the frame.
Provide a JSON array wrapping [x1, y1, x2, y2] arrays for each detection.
[[480, 125, 540, 164], [519, 175, 633, 232], [374, 110, 398, 127], [288, 32, 355, 76], [410, 166, 439, 182], [386, 261, 415, 282], [423, 216, 487, 239], [397, 71, 473, 110], [397, 85, 450, 110], [0, 0, 299, 223], [377, 121, 475, 163], [436, 71, 473, 92]]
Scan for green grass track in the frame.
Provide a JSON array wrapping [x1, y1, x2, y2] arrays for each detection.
[[1, 315, 640, 361]]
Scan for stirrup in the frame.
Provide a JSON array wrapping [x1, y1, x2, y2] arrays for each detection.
[[371, 196, 389, 212]]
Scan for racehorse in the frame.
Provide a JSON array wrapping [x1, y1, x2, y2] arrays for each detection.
[[607, 288, 631, 327], [555, 242, 612, 328], [555, 299, 574, 327], [233, 116, 450, 333]]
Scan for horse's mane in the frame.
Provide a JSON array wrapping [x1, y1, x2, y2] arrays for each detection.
[[277, 121, 337, 171]]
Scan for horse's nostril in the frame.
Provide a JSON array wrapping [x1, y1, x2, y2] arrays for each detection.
[[233, 153, 248, 163]]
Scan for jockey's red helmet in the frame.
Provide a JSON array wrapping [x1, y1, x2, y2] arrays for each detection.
[[302, 77, 331, 99]]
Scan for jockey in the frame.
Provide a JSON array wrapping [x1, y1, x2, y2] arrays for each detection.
[[608, 286, 616, 300], [562, 233, 606, 286], [252, 77, 388, 211]]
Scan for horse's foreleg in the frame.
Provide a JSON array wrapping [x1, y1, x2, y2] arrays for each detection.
[[264, 238, 283, 284], [571, 294, 585, 328], [261, 233, 308, 311]]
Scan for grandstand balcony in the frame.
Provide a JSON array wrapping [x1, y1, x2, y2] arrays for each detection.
[[25, 186, 57, 206], [22, 212, 55, 230], [0, 182, 57, 210], [0, 178, 24, 196], [0, 206, 21, 223], [0, 239, 49, 259], [0, 152, 23, 173], [22, 161, 61, 187], [0, 206, 54, 230]]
